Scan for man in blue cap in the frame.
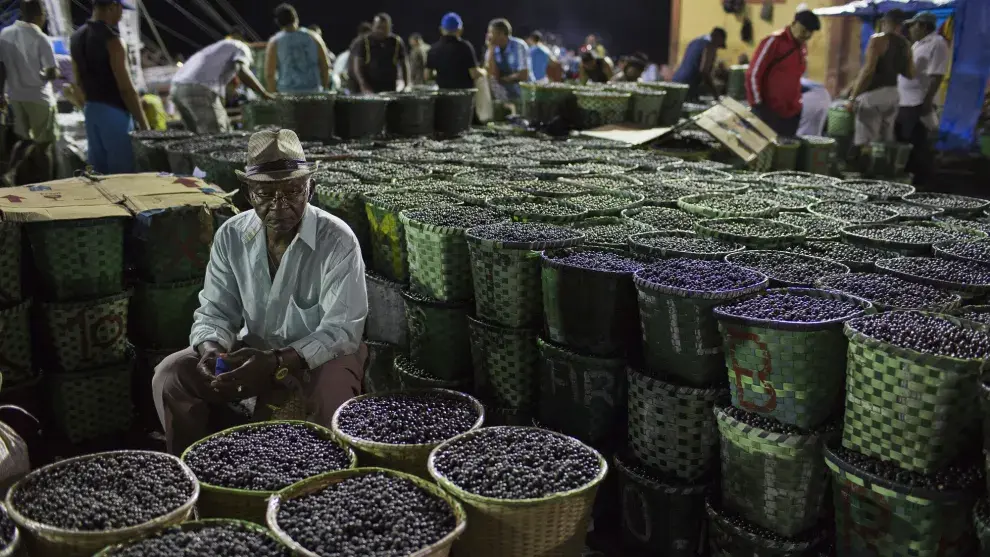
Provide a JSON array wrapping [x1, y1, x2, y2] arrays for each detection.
[[70, 0, 148, 175], [426, 13, 482, 90]]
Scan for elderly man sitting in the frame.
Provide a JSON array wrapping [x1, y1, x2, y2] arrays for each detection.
[[153, 129, 368, 455]]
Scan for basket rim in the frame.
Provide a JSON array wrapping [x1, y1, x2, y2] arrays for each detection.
[[696, 217, 807, 244], [40, 289, 133, 309], [807, 200, 900, 225], [725, 251, 852, 289], [540, 245, 653, 277], [613, 453, 709, 495], [875, 256, 990, 294], [26, 216, 130, 229], [933, 240, 990, 266], [91, 518, 287, 556], [464, 223, 585, 251], [486, 195, 590, 221], [714, 406, 827, 447], [903, 192, 990, 214], [5, 451, 199, 541], [814, 272, 963, 313], [656, 166, 734, 182], [627, 367, 727, 397], [331, 389, 486, 452], [135, 277, 205, 290], [758, 171, 842, 186], [677, 192, 780, 219], [633, 261, 770, 300], [823, 444, 977, 502], [840, 222, 965, 251], [265, 467, 468, 557], [629, 230, 746, 259], [713, 286, 871, 330], [705, 499, 824, 549], [843, 310, 989, 368], [0, 503, 19, 557], [834, 179, 916, 200], [427, 426, 609, 507], [506, 180, 591, 198], [0, 298, 31, 317], [399, 288, 475, 308], [392, 355, 466, 388], [536, 337, 627, 367], [180, 420, 358, 497], [466, 314, 541, 336]]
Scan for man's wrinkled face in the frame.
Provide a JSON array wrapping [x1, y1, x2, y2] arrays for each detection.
[[248, 176, 311, 234]]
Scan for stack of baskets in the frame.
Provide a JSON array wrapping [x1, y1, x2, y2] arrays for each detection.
[[26, 216, 133, 443], [0, 222, 34, 403], [130, 130, 195, 173]]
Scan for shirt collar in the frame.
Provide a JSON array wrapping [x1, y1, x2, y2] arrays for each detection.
[[243, 204, 318, 250], [14, 21, 41, 32], [917, 32, 940, 47]]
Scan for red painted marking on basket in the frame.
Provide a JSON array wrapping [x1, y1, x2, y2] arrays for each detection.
[[173, 178, 201, 188], [176, 224, 207, 267], [2, 195, 24, 203], [726, 327, 777, 412], [839, 482, 890, 553], [68, 310, 124, 362]]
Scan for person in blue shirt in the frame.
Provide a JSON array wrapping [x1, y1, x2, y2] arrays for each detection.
[[485, 18, 530, 101], [672, 27, 727, 99], [526, 31, 554, 82], [265, 3, 331, 94]]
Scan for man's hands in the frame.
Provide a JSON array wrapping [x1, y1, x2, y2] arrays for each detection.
[[211, 347, 277, 398]]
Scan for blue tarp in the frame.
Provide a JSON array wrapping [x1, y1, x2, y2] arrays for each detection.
[[814, 0, 955, 17]]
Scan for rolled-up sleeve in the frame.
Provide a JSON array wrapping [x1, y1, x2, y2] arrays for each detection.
[[289, 246, 369, 369], [189, 229, 243, 351]]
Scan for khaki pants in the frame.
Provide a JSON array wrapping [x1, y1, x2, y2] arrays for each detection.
[[152, 344, 367, 455], [854, 87, 900, 146], [172, 83, 230, 134]]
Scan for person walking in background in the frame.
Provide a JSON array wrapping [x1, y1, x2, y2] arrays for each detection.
[[526, 31, 554, 82], [486, 18, 530, 103], [334, 22, 370, 93], [0, 0, 59, 184], [745, 10, 821, 137], [848, 10, 914, 150], [897, 11, 949, 185], [673, 27, 727, 99], [350, 13, 409, 93], [578, 51, 612, 84], [172, 30, 272, 133], [70, 0, 148, 175], [407, 33, 429, 86], [426, 12, 482, 90], [266, 4, 331, 94]]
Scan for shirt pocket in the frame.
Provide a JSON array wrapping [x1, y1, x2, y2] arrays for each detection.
[[278, 296, 322, 341]]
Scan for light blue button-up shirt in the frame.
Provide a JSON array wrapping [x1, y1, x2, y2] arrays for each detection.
[[189, 204, 368, 369]]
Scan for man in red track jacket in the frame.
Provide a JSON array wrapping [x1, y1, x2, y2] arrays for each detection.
[[746, 10, 821, 137]]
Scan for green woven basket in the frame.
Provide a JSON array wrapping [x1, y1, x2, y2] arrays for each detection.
[[629, 230, 746, 260], [0, 300, 33, 388], [536, 339, 626, 446], [385, 92, 436, 137], [181, 421, 357, 525], [842, 311, 985, 474], [0, 223, 21, 306], [93, 519, 291, 556], [841, 223, 959, 256], [467, 316, 540, 414], [394, 355, 468, 391], [243, 100, 281, 129], [569, 217, 656, 251], [402, 290, 473, 383], [335, 96, 388, 140], [772, 139, 802, 171], [428, 427, 607, 557], [634, 271, 769, 387], [575, 91, 632, 129], [332, 390, 484, 479], [363, 340, 402, 394], [715, 407, 833, 538], [401, 211, 488, 302], [487, 196, 589, 225], [976, 499, 990, 556], [129, 279, 203, 350], [27, 218, 126, 301], [0, 503, 20, 557], [614, 454, 709, 557], [696, 218, 807, 250], [47, 360, 133, 443], [199, 151, 246, 194], [364, 190, 461, 283], [825, 445, 978, 557], [714, 288, 872, 429], [267, 467, 467, 557], [276, 93, 335, 142], [828, 103, 854, 137], [652, 82, 689, 126], [520, 83, 578, 125], [315, 182, 388, 263], [628, 89, 667, 128], [707, 500, 825, 557], [798, 136, 837, 176], [6, 451, 198, 557], [131, 204, 219, 284], [365, 271, 409, 348], [40, 291, 131, 373], [541, 247, 643, 358], [466, 229, 585, 329], [627, 369, 725, 481]]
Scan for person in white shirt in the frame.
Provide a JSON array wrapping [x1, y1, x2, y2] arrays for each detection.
[[170, 30, 272, 134], [0, 0, 59, 184], [897, 11, 949, 185], [798, 77, 833, 136], [152, 129, 369, 455]]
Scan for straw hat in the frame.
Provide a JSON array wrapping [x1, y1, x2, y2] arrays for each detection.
[[235, 129, 320, 183]]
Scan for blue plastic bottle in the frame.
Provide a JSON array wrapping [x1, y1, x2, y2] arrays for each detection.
[[215, 357, 229, 376]]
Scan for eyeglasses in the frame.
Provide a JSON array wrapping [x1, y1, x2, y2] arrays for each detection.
[[249, 186, 309, 203]]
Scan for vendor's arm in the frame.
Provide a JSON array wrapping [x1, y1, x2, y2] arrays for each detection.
[[265, 40, 278, 93], [505, 42, 530, 83], [238, 62, 274, 100], [312, 32, 331, 90], [107, 38, 149, 130], [189, 227, 244, 353], [699, 44, 718, 95], [350, 38, 372, 94]]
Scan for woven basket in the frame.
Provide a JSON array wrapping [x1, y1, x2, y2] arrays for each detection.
[[5, 451, 198, 557], [334, 96, 387, 140], [904, 192, 990, 218], [363, 340, 402, 394], [715, 407, 832, 537], [402, 290, 473, 383], [614, 454, 709, 557], [386, 93, 436, 137], [842, 311, 985, 474], [181, 421, 356, 525], [129, 279, 202, 350], [634, 270, 769, 387], [627, 369, 725, 481], [267, 467, 467, 557], [630, 230, 746, 260], [836, 179, 915, 201], [276, 93, 335, 142], [243, 100, 280, 129], [48, 360, 132, 442], [575, 92, 632, 129], [40, 291, 131, 373], [541, 247, 643, 358], [825, 445, 978, 557], [365, 191, 462, 283], [653, 82, 689, 126], [93, 518, 291, 556], [520, 83, 577, 125], [394, 355, 468, 391], [401, 211, 485, 302], [332, 390, 484, 479], [428, 427, 607, 557], [629, 89, 667, 128], [714, 288, 872, 429], [536, 339, 626, 445], [841, 223, 956, 256], [828, 103, 854, 137], [467, 316, 540, 414], [0, 300, 33, 388], [466, 230, 585, 329], [797, 136, 837, 175], [707, 500, 824, 557], [772, 139, 802, 171], [877, 256, 990, 296], [434, 89, 476, 137], [0, 223, 21, 306], [27, 218, 126, 301], [314, 183, 387, 261], [131, 204, 217, 284], [0, 503, 19, 557], [487, 196, 588, 225], [696, 218, 807, 250], [365, 271, 408, 348]]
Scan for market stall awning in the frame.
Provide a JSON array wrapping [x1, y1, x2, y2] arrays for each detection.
[[813, 0, 955, 17]]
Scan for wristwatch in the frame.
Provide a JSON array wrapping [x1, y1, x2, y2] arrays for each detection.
[[272, 350, 290, 382]]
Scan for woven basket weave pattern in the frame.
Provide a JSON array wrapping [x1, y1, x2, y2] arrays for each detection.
[[28, 219, 125, 301], [48, 362, 133, 443], [467, 317, 540, 413], [0, 223, 22, 306], [132, 206, 215, 284], [41, 292, 131, 373], [130, 279, 203, 350], [0, 300, 33, 387], [402, 216, 476, 302], [403, 293, 473, 383], [468, 241, 545, 329]]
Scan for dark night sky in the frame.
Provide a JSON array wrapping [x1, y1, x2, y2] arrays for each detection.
[[71, 0, 672, 66]]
